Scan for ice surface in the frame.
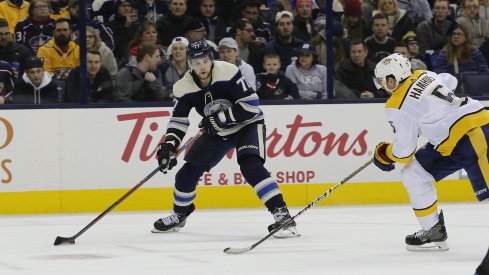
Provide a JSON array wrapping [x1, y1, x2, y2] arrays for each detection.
[[0, 203, 487, 274]]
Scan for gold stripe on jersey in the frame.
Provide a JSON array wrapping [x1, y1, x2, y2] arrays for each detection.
[[414, 200, 438, 217], [385, 143, 414, 163], [385, 70, 426, 110], [467, 127, 489, 185], [436, 109, 489, 156]]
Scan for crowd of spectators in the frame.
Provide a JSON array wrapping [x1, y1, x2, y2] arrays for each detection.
[[0, 0, 489, 105]]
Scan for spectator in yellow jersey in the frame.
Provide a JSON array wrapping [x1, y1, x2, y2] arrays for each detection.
[[0, 0, 29, 34], [37, 18, 79, 79]]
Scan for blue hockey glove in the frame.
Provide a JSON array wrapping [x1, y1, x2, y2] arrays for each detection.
[[374, 142, 395, 172], [156, 141, 177, 173], [198, 112, 227, 135]]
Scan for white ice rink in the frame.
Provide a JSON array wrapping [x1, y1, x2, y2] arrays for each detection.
[[0, 203, 487, 275]]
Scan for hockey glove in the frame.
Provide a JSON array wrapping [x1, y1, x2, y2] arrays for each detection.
[[374, 142, 395, 172], [198, 112, 227, 135], [156, 141, 177, 173]]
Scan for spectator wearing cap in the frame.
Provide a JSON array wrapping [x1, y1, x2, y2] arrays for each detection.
[[393, 41, 427, 70], [0, 60, 14, 104], [115, 42, 167, 102], [65, 49, 115, 103], [232, 18, 264, 73], [415, 0, 455, 54], [342, 0, 371, 40], [107, 0, 140, 63], [240, 0, 273, 46], [68, 0, 115, 50], [0, 0, 29, 34], [218, 37, 256, 90], [285, 43, 327, 100], [198, 0, 226, 44], [293, 0, 316, 42], [402, 31, 423, 60], [85, 26, 118, 79], [372, 0, 415, 41], [183, 18, 219, 57], [364, 13, 396, 63], [264, 10, 304, 73], [256, 52, 299, 100], [13, 56, 63, 104], [156, 0, 193, 47], [158, 36, 190, 99], [14, 0, 55, 55], [0, 18, 33, 79], [336, 39, 388, 99], [136, 0, 169, 23], [37, 18, 79, 79]]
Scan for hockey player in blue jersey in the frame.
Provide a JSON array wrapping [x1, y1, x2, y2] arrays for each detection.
[[152, 39, 299, 238]]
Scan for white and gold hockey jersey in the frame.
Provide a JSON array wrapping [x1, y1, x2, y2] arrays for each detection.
[[383, 70, 489, 163]]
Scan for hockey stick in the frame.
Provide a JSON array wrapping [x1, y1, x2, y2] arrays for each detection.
[[53, 131, 202, 246], [223, 158, 374, 254]]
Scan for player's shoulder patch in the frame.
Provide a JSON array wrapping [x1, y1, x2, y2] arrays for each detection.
[[212, 61, 239, 82], [173, 72, 201, 98]]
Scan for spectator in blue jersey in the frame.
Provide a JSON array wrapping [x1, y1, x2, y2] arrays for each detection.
[[285, 43, 327, 99], [14, 0, 55, 55], [136, 0, 169, 23], [152, 39, 299, 238], [264, 11, 304, 73], [0, 18, 32, 79], [65, 49, 114, 103], [67, 0, 115, 50], [0, 60, 14, 104], [256, 52, 299, 100], [432, 24, 489, 75], [13, 56, 63, 104], [114, 42, 167, 102], [156, 0, 193, 47], [158, 36, 189, 99], [107, 0, 140, 64]]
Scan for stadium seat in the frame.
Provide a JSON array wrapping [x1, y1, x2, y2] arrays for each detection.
[[461, 73, 489, 96]]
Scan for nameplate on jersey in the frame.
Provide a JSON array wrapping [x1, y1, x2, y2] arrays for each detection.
[[410, 75, 435, 100]]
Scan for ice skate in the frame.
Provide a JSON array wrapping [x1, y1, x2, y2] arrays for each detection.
[[405, 210, 448, 251], [268, 206, 300, 238], [152, 204, 195, 233]]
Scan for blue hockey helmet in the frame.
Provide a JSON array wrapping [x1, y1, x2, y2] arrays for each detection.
[[187, 39, 213, 61]]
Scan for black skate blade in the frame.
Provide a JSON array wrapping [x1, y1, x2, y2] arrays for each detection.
[[53, 236, 75, 246], [223, 246, 253, 254], [406, 241, 449, 252]]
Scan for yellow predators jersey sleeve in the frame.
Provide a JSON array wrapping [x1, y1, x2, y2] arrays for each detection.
[[385, 70, 489, 162]]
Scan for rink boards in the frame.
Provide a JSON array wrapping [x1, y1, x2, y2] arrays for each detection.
[[0, 103, 483, 214]]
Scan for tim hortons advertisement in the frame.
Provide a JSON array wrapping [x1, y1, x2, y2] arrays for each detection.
[[0, 103, 467, 192]]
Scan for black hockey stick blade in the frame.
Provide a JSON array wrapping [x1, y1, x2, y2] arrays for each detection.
[[54, 236, 75, 246]]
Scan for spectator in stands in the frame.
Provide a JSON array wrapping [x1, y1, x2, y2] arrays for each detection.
[[65, 49, 115, 103], [232, 19, 263, 71], [183, 18, 219, 56], [108, 0, 140, 64], [394, 41, 428, 70], [158, 36, 189, 99], [0, 18, 32, 79], [402, 31, 424, 59], [336, 39, 388, 99], [68, 0, 115, 50], [432, 24, 489, 74], [256, 52, 299, 100], [268, 0, 293, 22], [241, 0, 273, 46], [84, 26, 118, 79], [218, 37, 256, 90], [372, 0, 415, 41], [50, 0, 70, 20], [156, 0, 193, 47], [285, 43, 326, 100], [0, 0, 29, 34], [14, 0, 55, 55], [293, 0, 315, 42], [128, 21, 166, 65], [198, 0, 226, 44], [365, 13, 397, 63], [37, 18, 80, 79], [456, 0, 489, 48], [397, 0, 433, 25], [416, 0, 455, 54], [136, 0, 168, 22], [13, 56, 62, 104], [264, 11, 304, 73], [114, 42, 167, 102], [0, 61, 14, 104], [480, 0, 489, 21], [342, 0, 371, 40]]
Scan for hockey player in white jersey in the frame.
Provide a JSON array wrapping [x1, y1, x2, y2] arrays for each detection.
[[152, 39, 299, 238], [373, 53, 489, 251]]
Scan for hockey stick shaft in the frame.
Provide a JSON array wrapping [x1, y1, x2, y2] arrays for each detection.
[[224, 158, 374, 254], [54, 131, 202, 246]]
